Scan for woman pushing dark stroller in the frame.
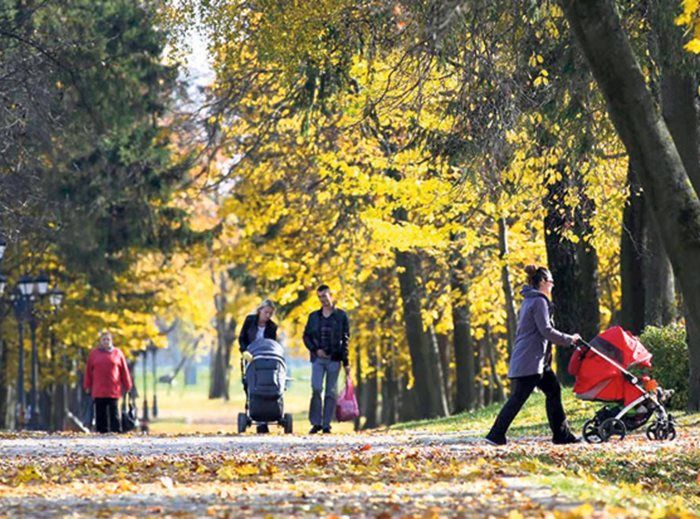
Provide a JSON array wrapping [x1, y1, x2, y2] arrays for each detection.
[[237, 300, 293, 434]]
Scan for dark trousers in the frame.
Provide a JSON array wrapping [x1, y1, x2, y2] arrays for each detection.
[[94, 398, 120, 433], [488, 369, 571, 440]]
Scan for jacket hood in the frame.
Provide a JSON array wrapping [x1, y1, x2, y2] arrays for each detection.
[[520, 285, 549, 300]]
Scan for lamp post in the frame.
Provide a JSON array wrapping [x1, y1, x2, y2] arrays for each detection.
[[49, 288, 64, 309], [13, 276, 35, 428], [10, 273, 56, 430], [47, 288, 64, 430], [0, 239, 65, 430], [10, 289, 26, 428], [150, 342, 158, 418], [141, 348, 150, 433], [27, 274, 49, 430]]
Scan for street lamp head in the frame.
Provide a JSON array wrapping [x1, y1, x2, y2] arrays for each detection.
[[0, 238, 6, 261], [35, 273, 49, 296], [0, 274, 6, 296], [18, 275, 34, 297], [49, 288, 64, 308]]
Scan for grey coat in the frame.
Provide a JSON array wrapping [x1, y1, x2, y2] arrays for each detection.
[[507, 286, 575, 378]]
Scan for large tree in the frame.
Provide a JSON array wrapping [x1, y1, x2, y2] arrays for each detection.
[[559, 0, 700, 409]]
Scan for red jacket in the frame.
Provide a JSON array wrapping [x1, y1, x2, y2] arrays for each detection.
[[84, 347, 133, 399]]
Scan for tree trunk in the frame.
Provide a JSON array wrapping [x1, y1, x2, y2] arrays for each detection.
[[652, 0, 700, 406], [644, 211, 676, 326], [544, 163, 601, 383], [381, 347, 398, 425], [474, 332, 490, 406], [209, 272, 236, 400], [475, 331, 484, 408], [575, 211, 602, 345], [395, 249, 448, 418], [498, 218, 518, 357], [450, 249, 476, 413], [354, 343, 363, 431], [559, 0, 700, 367], [429, 326, 450, 413], [398, 381, 419, 422], [544, 196, 577, 384], [619, 162, 646, 334], [485, 324, 505, 403], [363, 353, 379, 430], [0, 340, 5, 429], [687, 311, 700, 411], [435, 330, 452, 412], [652, 0, 700, 194]]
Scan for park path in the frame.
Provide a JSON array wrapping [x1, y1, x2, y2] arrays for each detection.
[[0, 431, 627, 517]]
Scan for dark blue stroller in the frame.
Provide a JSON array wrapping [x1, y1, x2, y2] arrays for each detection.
[[238, 338, 292, 434]]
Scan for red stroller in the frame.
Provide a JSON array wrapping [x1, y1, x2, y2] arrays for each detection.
[[568, 326, 676, 443]]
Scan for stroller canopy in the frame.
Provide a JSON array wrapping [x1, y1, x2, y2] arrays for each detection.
[[569, 326, 652, 404], [247, 338, 285, 359]]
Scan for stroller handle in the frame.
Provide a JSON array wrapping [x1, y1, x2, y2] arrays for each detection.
[[573, 337, 639, 385]]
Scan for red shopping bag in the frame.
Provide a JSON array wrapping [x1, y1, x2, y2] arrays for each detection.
[[336, 377, 360, 421]]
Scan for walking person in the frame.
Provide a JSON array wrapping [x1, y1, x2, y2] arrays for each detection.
[[485, 265, 581, 446], [238, 299, 278, 352], [84, 331, 133, 433], [238, 299, 279, 434], [304, 284, 350, 434]]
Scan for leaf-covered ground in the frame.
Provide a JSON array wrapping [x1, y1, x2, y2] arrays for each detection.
[[0, 428, 696, 518]]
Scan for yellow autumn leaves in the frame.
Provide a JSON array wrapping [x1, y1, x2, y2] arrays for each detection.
[[676, 0, 700, 53]]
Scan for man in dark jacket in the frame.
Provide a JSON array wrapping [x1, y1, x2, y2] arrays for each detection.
[[303, 284, 350, 434]]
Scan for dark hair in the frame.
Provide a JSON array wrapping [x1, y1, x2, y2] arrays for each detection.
[[316, 284, 331, 293], [524, 264, 551, 287]]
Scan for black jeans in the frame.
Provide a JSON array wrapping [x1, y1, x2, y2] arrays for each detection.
[[488, 369, 572, 440], [94, 398, 120, 433]]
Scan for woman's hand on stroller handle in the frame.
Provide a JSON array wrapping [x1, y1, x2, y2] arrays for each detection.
[[571, 333, 582, 345]]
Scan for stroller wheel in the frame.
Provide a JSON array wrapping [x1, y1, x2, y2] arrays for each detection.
[[667, 423, 677, 441], [646, 423, 657, 441], [237, 412, 248, 434], [283, 413, 293, 434], [599, 418, 626, 442], [650, 421, 676, 441], [582, 419, 603, 444]]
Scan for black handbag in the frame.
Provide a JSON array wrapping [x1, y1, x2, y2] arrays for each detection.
[[120, 395, 138, 433]]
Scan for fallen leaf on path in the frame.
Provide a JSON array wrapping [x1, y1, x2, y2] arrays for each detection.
[[159, 476, 175, 491]]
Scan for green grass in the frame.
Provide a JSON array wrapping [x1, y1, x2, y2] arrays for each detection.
[[392, 387, 700, 516], [523, 447, 700, 515], [392, 388, 597, 436], [392, 387, 699, 437]]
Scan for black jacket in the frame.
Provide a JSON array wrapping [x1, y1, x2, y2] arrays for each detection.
[[303, 308, 350, 366], [238, 314, 278, 352]]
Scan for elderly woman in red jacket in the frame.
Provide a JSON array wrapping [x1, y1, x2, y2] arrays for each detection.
[[84, 331, 133, 433]]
